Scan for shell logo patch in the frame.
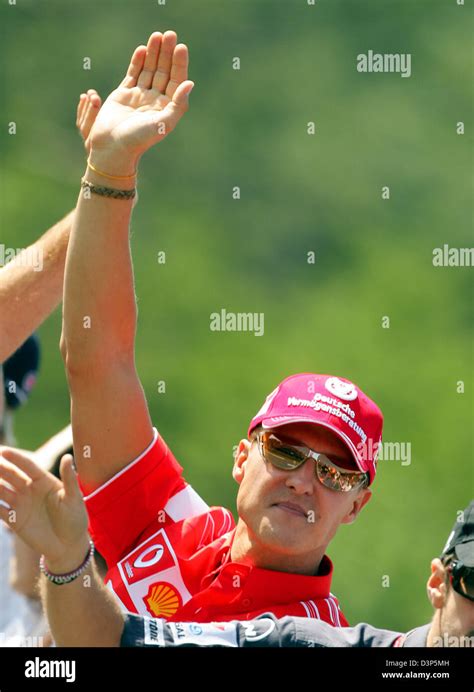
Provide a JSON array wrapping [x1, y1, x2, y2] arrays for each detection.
[[144, 582, 182, 618], [324, 377, 358, 401]]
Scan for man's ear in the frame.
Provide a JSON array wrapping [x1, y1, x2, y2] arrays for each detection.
[[340, 488, 372, 525], [427, 558, 448, 609], [232, 439, 252, 485]]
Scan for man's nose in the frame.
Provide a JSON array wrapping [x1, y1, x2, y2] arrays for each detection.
[[285, 458, 315, 494]]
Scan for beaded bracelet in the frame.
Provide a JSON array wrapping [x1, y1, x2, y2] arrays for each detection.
[[39, 540, 95, 586]]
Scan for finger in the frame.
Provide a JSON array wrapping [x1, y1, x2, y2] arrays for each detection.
[[152, 30, 177, 93], [121, 44, 147, 88], [90, 92, 102, 109], [76, 93, 87, 127], [59, 455, 82, 499], [79, 98, 91, 133], [165, 44, 189, 100], [86, 88, 101, 107], [0, 482, 17, 508], [137, 32, 163, 89], [78, 93, 92, 132], [0, 447, 45, 482], [82, 97, 100, 139], [0, 458, 30, 491]]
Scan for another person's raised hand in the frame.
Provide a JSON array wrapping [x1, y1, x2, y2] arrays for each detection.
[[0, 449, 89, 572], [77, 89, 102, 154]]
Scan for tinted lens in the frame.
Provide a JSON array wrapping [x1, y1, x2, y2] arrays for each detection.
[[260, 432, 367, 491], [316, 459, 367, 492], [262, 433, 308, 470]]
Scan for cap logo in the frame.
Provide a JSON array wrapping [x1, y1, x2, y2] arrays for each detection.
[[325, 377, 358, 401]]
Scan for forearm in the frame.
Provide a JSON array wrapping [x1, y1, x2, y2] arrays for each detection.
[[41, 539, 125, 647], [0, 210, 73, 362], [61, 155, 154, 492], [61, 157, 138, 370]]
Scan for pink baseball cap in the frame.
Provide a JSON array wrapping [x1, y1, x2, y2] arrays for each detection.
[[248, 373, 383, 485]]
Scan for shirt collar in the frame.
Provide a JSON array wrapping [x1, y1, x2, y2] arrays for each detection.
[[209, 529, 334, 603]]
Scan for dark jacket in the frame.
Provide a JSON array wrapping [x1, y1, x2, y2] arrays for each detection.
[[120, 612, 430, 648]]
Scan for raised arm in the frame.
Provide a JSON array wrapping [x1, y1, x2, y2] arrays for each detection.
[[0, 91, 101, 362], [0, 212, 72, 362], [60, 31, 194, 493], [0, 448, 286, 648]]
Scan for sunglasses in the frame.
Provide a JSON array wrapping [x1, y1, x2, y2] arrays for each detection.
[[255, 430, 369, 493], [445, 558, 474, 602]]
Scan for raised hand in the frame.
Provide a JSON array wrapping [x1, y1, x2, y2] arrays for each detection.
[[0, 448, 89, 570], [77, 89, 102, 154], [86, 30, 194, 174]]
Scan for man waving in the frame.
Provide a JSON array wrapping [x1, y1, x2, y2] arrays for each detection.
[[59, 30, 382, 626]]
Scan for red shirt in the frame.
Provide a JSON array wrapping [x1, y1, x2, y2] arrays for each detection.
[[82, 429, 349, 626]]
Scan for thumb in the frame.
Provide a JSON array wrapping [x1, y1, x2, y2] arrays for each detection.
[[172, 80, 195, 110], [59, 454, 82, 500], [156, 81, 194, 137]]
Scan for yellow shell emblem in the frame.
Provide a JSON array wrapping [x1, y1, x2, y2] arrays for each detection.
[[144, 582, 182, 618]]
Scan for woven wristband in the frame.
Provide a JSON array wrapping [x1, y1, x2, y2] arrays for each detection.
[[40, 540, 95, 586], [81, 177, 136, 200]]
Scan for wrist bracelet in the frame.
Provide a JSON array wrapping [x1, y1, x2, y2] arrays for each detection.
[[87, 158, 136, 181], [81, 177, 136, 200], [40, 540, 95, 585]]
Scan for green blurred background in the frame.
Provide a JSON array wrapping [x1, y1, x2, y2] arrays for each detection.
[[1, 0, 472, 631]]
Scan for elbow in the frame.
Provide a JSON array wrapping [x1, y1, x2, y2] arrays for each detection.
[[61, 337, 135, 381], [60, 328, 135, 379], [59, 332, 84, 378]]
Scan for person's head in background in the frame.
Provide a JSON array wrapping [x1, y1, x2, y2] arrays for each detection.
[[427, 500, 474, 647], [0, 334, 41, 446]]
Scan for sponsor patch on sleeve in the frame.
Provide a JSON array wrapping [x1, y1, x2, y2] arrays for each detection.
[[169, 622, 238, 647], [143, 617, 166, 647]]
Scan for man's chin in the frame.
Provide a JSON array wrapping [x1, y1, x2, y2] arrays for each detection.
[[257, 519, 314, 553]]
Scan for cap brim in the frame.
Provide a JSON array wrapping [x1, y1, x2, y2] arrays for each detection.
[[261, 416, 367, 475]]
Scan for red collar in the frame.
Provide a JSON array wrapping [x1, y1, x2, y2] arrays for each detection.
[[205, 529, 334, 603]]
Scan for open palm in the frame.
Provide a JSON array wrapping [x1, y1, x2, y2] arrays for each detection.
[[0, 448, 88, 564], [88, 31, 194, 160]]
